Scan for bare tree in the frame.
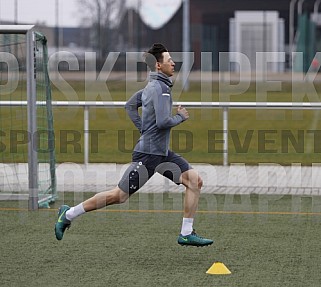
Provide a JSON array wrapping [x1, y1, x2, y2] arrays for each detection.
[[78, 0, 126, 61]]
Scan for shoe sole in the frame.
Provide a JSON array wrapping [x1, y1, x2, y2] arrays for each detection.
[[178, 241, 213, 247]]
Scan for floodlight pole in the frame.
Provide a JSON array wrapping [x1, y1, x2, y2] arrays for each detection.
[[314, 0, 321, 14], [14, 0, 18, 56], [289, 0, 298, 70], [298, 0, 306, 15], [182, 0, 190, 91], [14, 0, 18, 24], [55, 0, 59, 51]]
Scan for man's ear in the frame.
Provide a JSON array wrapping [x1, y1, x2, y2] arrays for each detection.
[[156, 61, 162, 70]]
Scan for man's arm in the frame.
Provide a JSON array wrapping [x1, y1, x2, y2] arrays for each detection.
[[125, 89, 143, 132], [153, 87, 189, 129]]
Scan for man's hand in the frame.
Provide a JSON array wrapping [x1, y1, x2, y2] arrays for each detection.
[[177, 105, 189, 120]]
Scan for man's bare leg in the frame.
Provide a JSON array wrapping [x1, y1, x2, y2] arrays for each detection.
[[181, 169, 202, 218], [177, 169, 213, 246], [55, 187, 129, 240], [82, 187, 129, 212]]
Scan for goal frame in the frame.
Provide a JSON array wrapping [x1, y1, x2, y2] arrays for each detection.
[[0, 25, 53, 210]]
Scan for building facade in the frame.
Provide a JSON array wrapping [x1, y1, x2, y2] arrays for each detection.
[[121, 0, 318, 71]]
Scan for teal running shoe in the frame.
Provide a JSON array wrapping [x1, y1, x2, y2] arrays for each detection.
[[178, 230, 213, 247], [55, 205, 71, 240]]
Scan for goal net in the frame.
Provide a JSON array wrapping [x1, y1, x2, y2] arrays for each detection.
[[0, 25, 56, 209]]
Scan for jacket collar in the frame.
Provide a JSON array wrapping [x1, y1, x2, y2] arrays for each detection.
[[149, 71, 173, 88]]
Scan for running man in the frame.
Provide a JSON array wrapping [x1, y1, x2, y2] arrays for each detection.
[[55, 43, 213, 247]]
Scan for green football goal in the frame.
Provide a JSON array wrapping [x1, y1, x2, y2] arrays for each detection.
[[0, 25, 56, 209]]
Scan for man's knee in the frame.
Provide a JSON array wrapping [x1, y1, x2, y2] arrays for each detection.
[[110, 187, 130, 204], [181, 170, 203, 191]]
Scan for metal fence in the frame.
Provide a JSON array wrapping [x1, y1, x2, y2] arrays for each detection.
[[2, 100, 321, 166]]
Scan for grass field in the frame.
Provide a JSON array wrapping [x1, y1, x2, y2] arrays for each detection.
[[1, 192, 321, 286]]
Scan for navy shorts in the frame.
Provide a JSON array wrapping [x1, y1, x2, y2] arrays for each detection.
[[118, 150, 192, 194]]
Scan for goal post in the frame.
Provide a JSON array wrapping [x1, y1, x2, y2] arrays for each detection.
[[0, 25, 57, 210], [27, 27, 38, 210]]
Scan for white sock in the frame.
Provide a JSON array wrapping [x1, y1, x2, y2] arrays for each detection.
[[66, 203, 85, 221], [180, 217, 194, 236]]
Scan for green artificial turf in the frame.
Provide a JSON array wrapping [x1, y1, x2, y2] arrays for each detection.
[[1, 193, 321, 286]]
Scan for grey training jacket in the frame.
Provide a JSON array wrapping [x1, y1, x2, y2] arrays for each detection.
[[125, 71, 186, 156]]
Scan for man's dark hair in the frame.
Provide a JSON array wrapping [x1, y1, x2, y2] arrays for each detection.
[[143, 43, 168, 71]]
